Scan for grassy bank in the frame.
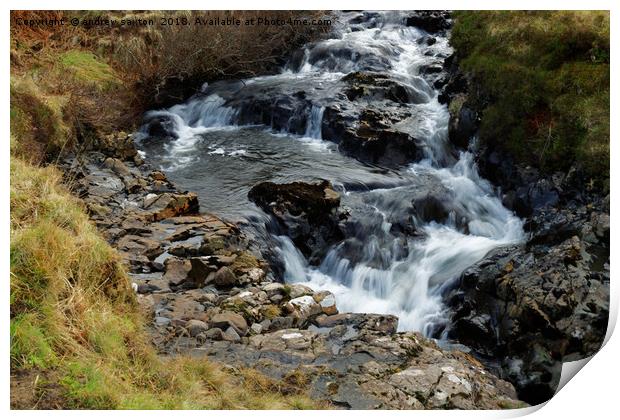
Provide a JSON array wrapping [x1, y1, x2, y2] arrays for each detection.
[[451, 11, 609, 188], [10, 10, 327, 409]]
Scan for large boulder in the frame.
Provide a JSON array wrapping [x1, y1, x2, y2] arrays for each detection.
[[342, 72, 429, 104], [322, 106, 424, 167], [248, 180, 347, 263], [445, 233, 609, 404]]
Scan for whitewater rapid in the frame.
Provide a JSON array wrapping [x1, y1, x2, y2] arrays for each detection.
[[136, 11, 525, 335]]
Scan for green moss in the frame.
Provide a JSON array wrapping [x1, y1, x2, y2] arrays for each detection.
[[59, 50, 119, 90], [230, 251, 261, 273], [222, 300, 254, 322], [282, 285, 292, 300], [201, 235, 225, 254], [262, 305, 282, 320], [451, 11, 609, 187]]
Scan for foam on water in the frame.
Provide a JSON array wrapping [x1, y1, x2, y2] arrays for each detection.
[[137, 11, 525, 335]]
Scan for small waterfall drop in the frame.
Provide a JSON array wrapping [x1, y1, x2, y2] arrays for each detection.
[[304, 105, 325, 139]]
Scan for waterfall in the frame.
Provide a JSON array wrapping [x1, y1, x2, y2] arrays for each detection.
[[304, 105, 325, 139], [137, 11, 525, 335]]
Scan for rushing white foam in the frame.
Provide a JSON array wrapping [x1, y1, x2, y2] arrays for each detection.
[[271, 13, 524, 333], [277, 149, 524, 333], [138, 11, 525, 335], [304, 105, 325, 139]]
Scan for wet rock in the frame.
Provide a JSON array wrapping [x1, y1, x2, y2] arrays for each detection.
[[323, 106, 423, 167], [410, 186, 453, 224], [528, 179, 560, 210], [405, 11, 451, 33], [248, 180, 346, 263], [342, 72, 427, 104], [448, 94, 477, 149], [446, 234, 609, 403], [418, 35, 437, 46]]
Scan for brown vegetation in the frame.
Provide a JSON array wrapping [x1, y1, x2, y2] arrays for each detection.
[[10, 10, 330, 409], [10, 10, 331, 163]]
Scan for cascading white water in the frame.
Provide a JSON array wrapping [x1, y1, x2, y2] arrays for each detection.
[[137, 11, 525, 335], [281, 148, 524, 333], [304, 105, 326, 139], [272, 13, 524, 333], [136, 94, 238, 170]]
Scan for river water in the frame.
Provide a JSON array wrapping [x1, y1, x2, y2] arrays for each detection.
[[136, 11, 524, 335]]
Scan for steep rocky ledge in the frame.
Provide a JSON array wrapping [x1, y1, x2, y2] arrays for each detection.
[[248, 180, 347, 264], [58, 133, 526, 409], [438, 51, 610, 404]]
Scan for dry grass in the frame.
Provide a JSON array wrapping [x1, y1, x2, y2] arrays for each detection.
[[112, 10, 331, 108], [10, 10, 331, 161]]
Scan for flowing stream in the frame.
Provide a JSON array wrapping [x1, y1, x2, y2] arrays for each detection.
[[136, 11, 525, 335]]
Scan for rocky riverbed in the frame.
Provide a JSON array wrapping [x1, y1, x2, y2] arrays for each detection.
[[59, 132, 525, 409]]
